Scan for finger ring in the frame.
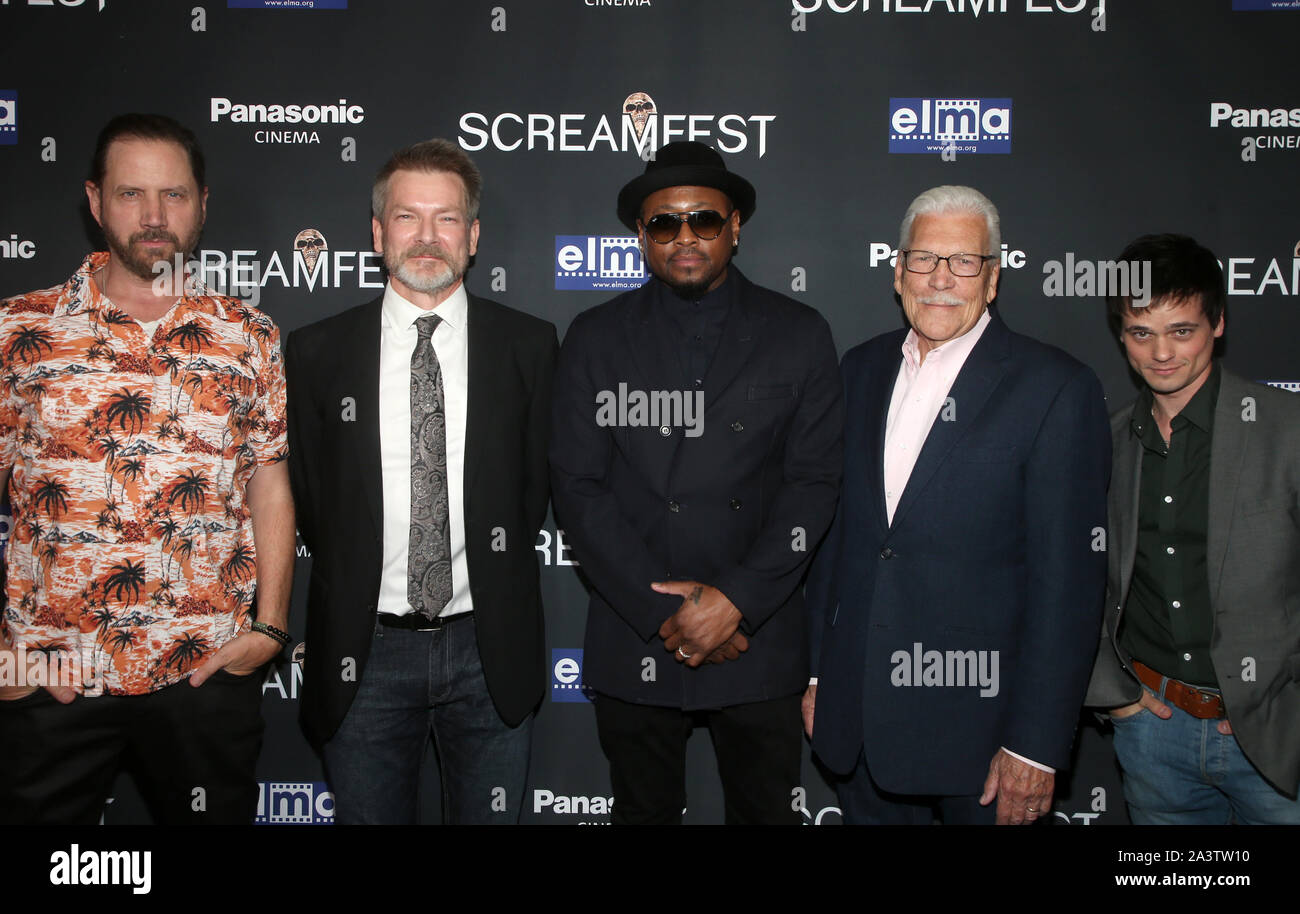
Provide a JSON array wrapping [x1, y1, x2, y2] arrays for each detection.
[[1025, 806, 1037, 813], [676, 646, 692, 659]]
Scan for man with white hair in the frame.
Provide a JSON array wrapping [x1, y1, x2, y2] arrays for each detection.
[[803, 185, 1111, 824]]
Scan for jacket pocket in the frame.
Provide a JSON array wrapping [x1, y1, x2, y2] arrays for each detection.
[[748, 383, 797, 400]]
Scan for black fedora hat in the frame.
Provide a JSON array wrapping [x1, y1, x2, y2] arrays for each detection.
[[616, 141, 756, 231]]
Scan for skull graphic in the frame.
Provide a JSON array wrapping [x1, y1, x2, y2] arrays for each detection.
[[294, 228, 328, 273], [623, 92, 656, 141]]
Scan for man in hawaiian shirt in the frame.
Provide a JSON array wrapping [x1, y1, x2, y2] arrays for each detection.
[[0, 114, 294, 824]]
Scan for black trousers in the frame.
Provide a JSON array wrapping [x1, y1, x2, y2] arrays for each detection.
[[0, 668, 264, 825], [594, 692, 802, 825]]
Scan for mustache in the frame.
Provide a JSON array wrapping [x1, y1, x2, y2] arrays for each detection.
[[403, 244, 445, 260], [916, 293, 967, 307], [131, 229, 179, 245]]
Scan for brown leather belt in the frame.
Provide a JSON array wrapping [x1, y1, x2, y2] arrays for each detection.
[[1131, 660, 1225, 719]]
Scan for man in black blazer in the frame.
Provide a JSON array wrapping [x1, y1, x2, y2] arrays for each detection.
[[550, 142, 843, 824], [804, 186, 1110, 824], [286, 140, 556, 824]]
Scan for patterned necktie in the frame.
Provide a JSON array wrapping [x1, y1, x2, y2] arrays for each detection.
[[407, 312, 452, 620]]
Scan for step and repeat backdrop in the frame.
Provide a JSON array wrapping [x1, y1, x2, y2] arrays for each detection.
[[0, 0, 1296, 825]]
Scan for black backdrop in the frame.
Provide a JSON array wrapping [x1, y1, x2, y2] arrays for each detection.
[[1, 0, 1296, 825]]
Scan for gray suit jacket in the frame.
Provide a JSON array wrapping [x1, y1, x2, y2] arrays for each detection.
[[1086, 367, 1300, 796]]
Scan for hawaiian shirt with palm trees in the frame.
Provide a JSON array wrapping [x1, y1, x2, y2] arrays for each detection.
[[0, 252, 288, 695]]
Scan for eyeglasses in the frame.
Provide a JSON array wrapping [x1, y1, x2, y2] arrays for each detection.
[[641, 210, 734, 244], [901, 250, 996, 277]]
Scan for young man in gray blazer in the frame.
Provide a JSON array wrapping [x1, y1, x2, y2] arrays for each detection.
[[1087, 233, 1300, 824]]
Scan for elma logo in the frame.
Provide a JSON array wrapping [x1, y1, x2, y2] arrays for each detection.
[[889, 98, 1011, 154], [551, 649, 595, 703], [228, 0, 348, 7], [255, 781, 335, 824], [556, 235, 647, 291], [0, 90, 16, 146]]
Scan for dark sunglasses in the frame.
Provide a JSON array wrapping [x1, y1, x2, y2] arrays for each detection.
[[641, 209, 734, 244]]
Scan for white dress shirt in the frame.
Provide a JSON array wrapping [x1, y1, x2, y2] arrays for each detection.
[[883, 309, 991, 525], [376, 282, 473, 618]]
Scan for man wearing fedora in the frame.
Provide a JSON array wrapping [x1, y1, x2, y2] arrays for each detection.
[[550, 141, 843, 824]]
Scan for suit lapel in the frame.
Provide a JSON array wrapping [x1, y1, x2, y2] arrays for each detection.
[[889, 312, 1011, 531], [1111, 412, 1143, 600], [1207, 368, 1249, 605], [463, 295, 496, 499], [349, 299, 384, 539], [865, 338, 905, 533]]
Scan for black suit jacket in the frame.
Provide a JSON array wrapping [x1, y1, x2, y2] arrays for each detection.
[[286, 292, 558, 747], [550, 269, 843, 709]]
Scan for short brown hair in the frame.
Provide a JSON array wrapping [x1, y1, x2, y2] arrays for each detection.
[[90, 113, 205, 188], [371, 139, 482, 222]]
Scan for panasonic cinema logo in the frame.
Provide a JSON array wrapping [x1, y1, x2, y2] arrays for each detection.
[[210, 96, 363, 145], [555, 235, 647, 291], [0, 90, 16, 146], [551, 649, 594, 702], [255, 781, 335, 824], [889, 98, 1011, 154]]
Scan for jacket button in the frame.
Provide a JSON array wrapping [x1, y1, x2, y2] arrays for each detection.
[[880, 547, 894, 559], [731, 421, 743, 432], [668, 501, 680, 513], [730, 498, 742, 510]]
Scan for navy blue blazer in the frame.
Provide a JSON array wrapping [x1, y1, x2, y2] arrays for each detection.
[[807, 310, 1110, 795]]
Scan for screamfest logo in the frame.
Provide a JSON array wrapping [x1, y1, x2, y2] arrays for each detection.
[[1222, 243, 1300, 296], [460, 91, 775, 157], [793, 0, 1097, 14], [160, 229, 382, 305], [889, 98, 1011, 154], [209, 96, 364, 145]]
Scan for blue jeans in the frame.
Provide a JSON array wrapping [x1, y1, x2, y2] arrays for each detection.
[[1111, 684, 1300, 825], [323, 615, 532, 824]]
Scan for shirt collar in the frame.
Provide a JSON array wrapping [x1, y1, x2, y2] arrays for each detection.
[[900, 307, 992, 372], [1130, 361, 1221, 443], [55, 251, 230, 322], [381, 280, 468, 334]]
